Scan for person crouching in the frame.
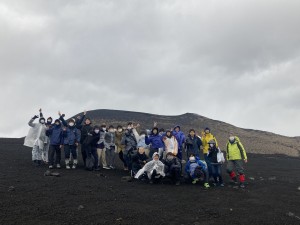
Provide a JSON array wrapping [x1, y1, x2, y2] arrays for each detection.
[[185, 154, 210, 188], [163, 152, 181, 186], [135, 152, 165, 184]]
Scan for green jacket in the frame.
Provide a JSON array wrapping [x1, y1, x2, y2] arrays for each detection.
[[226, 136, 247, 160]]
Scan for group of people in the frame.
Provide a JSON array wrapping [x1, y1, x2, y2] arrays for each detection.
[[24, 109, 248, 188]]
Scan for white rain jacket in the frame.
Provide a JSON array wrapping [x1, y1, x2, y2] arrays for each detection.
[[24, 119, 47, 149], [135, 153, 165, 179]]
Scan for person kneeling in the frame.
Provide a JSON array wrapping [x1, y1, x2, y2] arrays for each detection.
[[135, 152, 165, 184], [163, 153, 181, 186], [131, 147, 148, 178], [185, 154, 210, 188]]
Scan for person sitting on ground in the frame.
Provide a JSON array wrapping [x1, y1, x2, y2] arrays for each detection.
[[131, 147, 148, 178], [185, 154, 210, 188], [135, 152, 165, 184], [163, 152, 181, 186], [226, 134, 248, 188], [207, 140, 224, 187]]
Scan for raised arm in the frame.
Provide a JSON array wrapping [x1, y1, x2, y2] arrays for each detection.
[[58, 111, 68, 127]]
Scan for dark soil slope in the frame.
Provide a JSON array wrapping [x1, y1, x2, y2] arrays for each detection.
[[0, 138, 299, 225]]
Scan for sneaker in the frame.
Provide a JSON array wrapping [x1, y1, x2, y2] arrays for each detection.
[[56, 164, 61, 169], [219, 183, 225, 187], [103, 166, 111, 170], [204, 183, 210, 188], [124, 167, 128, 171], [149, 180, 154, 184], [66, 165, 70, 169], [72, 164, 77, 169], [192, 178, 199, 184], [239, 183, 245, 188], [175, 181, 181, 186], [49, 165, 53, 169], [109, 165, 115, 169]]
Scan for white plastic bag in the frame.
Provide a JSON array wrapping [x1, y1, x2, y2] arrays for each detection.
[[217, 148, 225, 163]]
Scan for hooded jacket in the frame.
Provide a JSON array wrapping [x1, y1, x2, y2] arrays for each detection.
[[172, 126, 185, 149], [121, 129, 137, 153], [46, 124, 64, 145], [24, 118, 47, 149], [185, 134, 202, 155], [202, 132, 218, 154], [63, 126, 81, 145], [134, 153, 165, 179], [185, 157, 207, 175], [145, 127, 164, 149], [226, 136, 247, 161], [163, 134, 178, 156], [163, 155, 181, 173]]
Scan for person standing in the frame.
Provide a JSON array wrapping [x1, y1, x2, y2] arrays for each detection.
[[202, 127, 218, 179], [207, 140, 224, 187], [24, 109, 47, 166], [46, 119, 64, 169], [172, 125, 185, 161], [115, 125, 127, 170], [226, 134, 248, 188], [61, 118, 81, 169], [185, 129, 202, 159], [105, 125, 116, 169]]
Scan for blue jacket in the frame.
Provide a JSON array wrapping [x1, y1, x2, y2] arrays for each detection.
[[172, 126, 185, 149], [185, 158, 207, 174], [145, 129, 164, 149], [46, 125, 64, 145], [63, 127, 81, 145]]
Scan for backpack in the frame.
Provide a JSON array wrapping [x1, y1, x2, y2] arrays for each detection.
[[85, 156, 94, 171]]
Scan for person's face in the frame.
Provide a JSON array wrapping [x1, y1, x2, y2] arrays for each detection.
[[205, 129, 210, 134], [138, 148, 145, 154], [153, 155, 159, 161], [175, 127, 180, 132], [190, 131, 195, 136], [85, 119, 91, 125], [153, 129, 158, 135], [166, 131, 171, 137]]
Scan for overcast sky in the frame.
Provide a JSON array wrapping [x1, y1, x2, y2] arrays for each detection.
[[1, 0, 300, 138]]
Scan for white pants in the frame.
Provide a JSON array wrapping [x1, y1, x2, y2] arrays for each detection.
[[32, 145, 43, 161]]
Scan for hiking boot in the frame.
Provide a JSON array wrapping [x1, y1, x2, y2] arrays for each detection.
[[204, 183, 210, 188], [239, 183, 245, 188], [95, 167, 100, 171], [192, 178, 199, 184], [49, 165, 53, 169], [149, 180, 154, 184], [103, 166, 111, 170], [56, 164, 61, 169], [175, 181, 181, 186], [72, 164, 77, 169]]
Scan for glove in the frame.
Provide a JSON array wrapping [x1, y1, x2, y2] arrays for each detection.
[[61, 114, 65, 117], [32, 115, 39, 120]]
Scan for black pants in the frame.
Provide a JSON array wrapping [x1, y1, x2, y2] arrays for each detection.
[[168, 168, 181, 182], [49, 145, 61, 166], [81, 144, 88, 166], [118, 151, 127, 167], [151, 169, 162, 182]]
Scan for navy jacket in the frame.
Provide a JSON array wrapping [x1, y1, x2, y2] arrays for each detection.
[[46, 125, 64, 145], [145, 130, 164, 149], [63, 127, 81, 145]]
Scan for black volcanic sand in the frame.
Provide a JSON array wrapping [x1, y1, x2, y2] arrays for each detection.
[[0, 138, 300, 225]]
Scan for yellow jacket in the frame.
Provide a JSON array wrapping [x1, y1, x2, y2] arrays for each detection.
[[226, 136, 247, 160], [202, 133, 218, 154]]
